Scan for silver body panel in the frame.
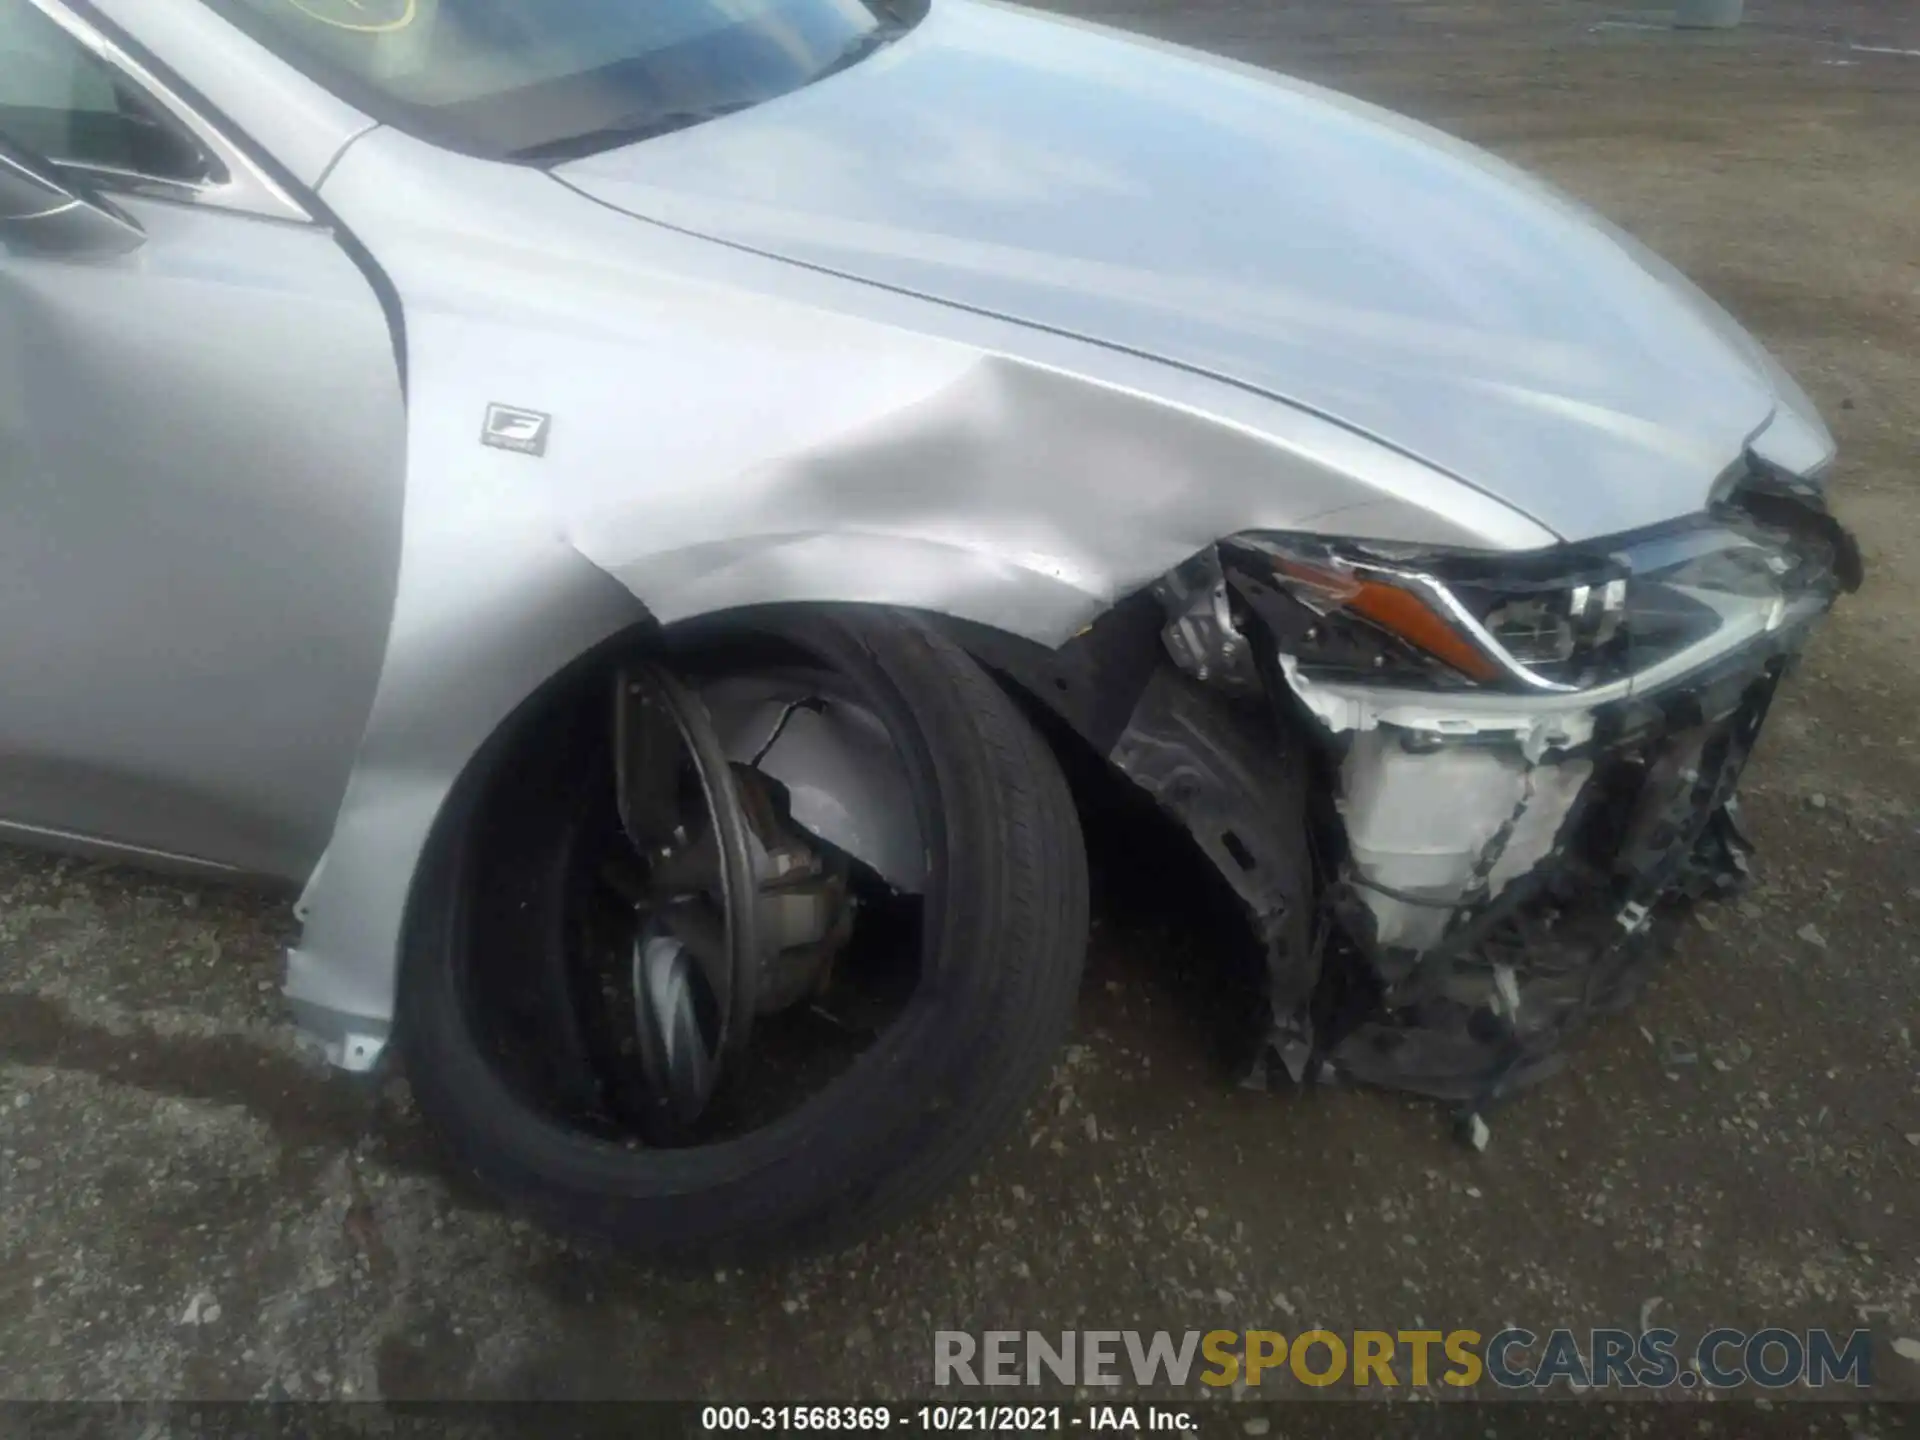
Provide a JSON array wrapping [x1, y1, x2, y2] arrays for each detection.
[[0, 0, 1835, 1064], [321, 124, 1554, 644], [292, 124, 1554, 1060], [561, 0, 1831, 541], [0, 192, 404, 878]]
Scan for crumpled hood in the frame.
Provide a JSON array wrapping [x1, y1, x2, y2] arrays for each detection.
[[560, 0, 1792, 543]]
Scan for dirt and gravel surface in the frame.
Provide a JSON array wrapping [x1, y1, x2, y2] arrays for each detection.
[[2, 0, 1917, 1417]]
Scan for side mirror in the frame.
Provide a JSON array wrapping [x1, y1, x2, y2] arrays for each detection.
[[0, 136, 144, 258]]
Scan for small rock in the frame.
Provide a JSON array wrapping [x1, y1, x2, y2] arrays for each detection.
[[1464, 1186, 1482, 1199], [781, 1299, 800, 1316], [1796, 923, 1828, 950], [1905, 1134, 1920, 1148], [1809, 793, 1827, 810], [1243, 1420, 1270, 1437], [1194, 1206, 1210, 1220], [200, 1303, 221, 1325], [1214, 1288, 1236, 1306], [1892, 1337, 1920, 1365], [1461, 1113, 1491, 1152], [1084, 1115, 1099, 1142]]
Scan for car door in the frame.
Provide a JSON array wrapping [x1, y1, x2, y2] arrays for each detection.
[[0, 0, 405, 879]]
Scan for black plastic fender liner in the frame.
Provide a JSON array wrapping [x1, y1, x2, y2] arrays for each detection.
[[932, 605, 1319, 1077], [930, 591, 1169, 756], [1107, 666, 1320, 1080]]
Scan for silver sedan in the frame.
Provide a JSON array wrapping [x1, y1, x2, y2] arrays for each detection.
[[0, 0, 1857, 1255]]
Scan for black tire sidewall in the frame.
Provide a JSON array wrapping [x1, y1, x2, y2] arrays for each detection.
[[397, 607, 1087, 1256]]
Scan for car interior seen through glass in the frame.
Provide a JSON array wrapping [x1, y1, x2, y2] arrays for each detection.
[[0, 0, 210, 183], [198, 0, 922, 163]]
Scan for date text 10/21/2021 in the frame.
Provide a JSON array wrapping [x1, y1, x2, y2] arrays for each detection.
[[701, 1408, 1192, 1432]]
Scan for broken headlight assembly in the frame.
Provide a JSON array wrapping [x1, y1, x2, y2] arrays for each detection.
[[1199, 502, 1854, 698], [1149, 478, 1860, 1122]]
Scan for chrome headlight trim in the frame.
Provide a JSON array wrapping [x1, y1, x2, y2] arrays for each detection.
[[1338, 559, 1583, 694], [1164, 490, 1852, 700]]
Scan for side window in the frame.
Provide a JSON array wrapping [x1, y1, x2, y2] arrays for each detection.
[[0, 0, 214, 186]]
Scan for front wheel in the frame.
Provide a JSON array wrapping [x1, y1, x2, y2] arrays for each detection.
[[397, 608, 1088, 1259]]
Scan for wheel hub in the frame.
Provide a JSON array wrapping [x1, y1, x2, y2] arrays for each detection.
[[611, 664, 864, 1136]]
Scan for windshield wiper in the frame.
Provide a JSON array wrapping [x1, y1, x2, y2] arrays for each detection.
[[510, 100, 759, 166]]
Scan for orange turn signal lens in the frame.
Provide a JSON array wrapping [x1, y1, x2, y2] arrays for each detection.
[[1346, 580, 1502, 683], [1272, 555, 1500, 683]]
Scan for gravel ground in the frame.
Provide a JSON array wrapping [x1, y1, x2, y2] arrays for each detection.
[[2, 0, 1917, 1415]]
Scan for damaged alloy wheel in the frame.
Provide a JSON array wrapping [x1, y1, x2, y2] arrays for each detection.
[[397, 609, 1088, 1258]]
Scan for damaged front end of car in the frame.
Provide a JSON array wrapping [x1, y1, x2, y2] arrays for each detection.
[[1007, 461, 1860, 1134]]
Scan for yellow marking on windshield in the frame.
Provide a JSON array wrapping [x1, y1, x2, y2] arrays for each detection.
[[281, 0, 418, 33]]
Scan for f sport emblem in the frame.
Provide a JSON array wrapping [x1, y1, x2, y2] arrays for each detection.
[[482, 403, 552, 457]]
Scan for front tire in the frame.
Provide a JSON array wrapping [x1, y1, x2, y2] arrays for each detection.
[[397, 608, 1088, 1259]]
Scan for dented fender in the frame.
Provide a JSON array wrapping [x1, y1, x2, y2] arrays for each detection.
[[287, 128, 1548, 1065]]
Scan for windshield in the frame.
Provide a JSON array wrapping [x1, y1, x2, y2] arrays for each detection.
[[200, 0, 920, 163]]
